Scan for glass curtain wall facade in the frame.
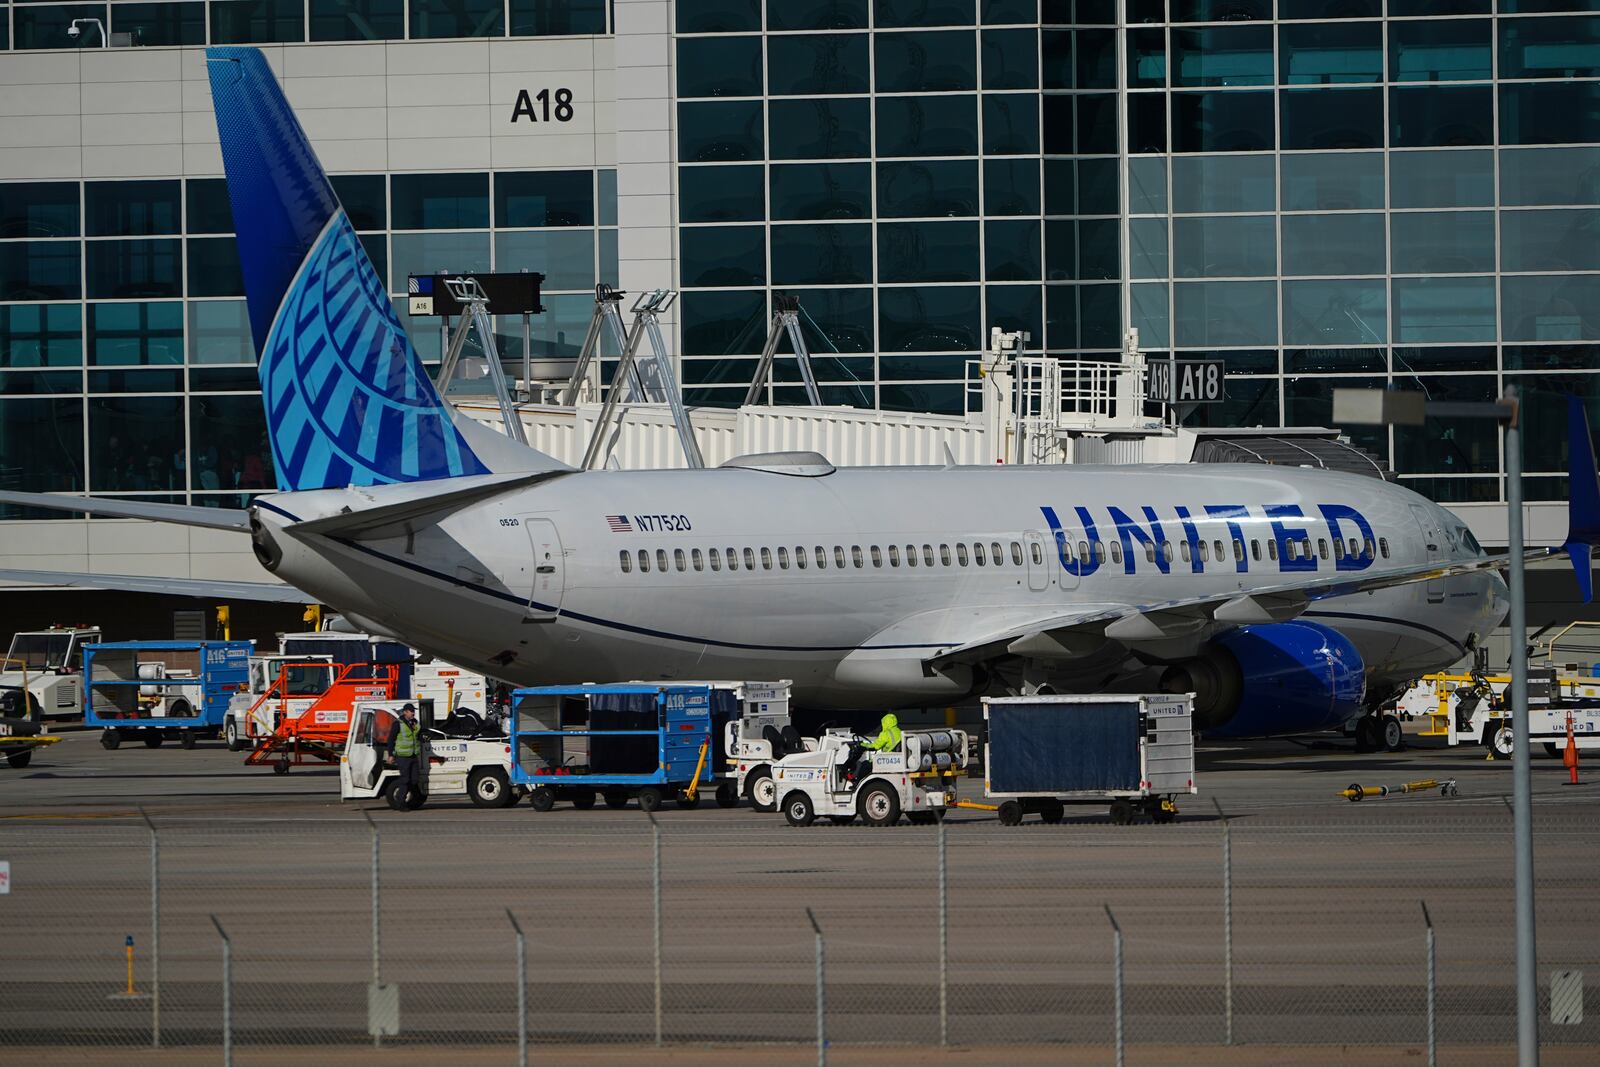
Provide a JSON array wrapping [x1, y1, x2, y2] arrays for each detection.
[[676, 0, 1599, 503], [0, 170, 617, 518]]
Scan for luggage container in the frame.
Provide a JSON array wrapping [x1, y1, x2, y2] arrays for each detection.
[[84, 641, 253, 749], [510, 683, 740, 812], [982, 694, 1197, 825]]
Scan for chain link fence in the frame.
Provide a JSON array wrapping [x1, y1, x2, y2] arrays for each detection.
[[0, 803, 1595, 1060]]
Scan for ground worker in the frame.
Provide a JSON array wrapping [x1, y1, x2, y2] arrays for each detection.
[[390, 703, 424, 810], [850, 713, 903, 785]]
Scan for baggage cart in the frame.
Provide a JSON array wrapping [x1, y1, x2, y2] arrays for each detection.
[[85, 641, 253, 749]]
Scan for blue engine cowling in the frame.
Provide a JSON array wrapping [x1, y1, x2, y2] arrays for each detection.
[[1162, 621, 1367, 738]]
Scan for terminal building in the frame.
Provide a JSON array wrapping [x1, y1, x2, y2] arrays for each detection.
[[0, 0, 1596, 634]]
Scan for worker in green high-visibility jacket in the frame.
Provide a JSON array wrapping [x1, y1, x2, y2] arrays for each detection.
[[850, 713, 903, 785], [389, 703, 424, 810]]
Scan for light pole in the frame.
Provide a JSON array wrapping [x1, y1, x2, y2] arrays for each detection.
[[1333, 386, 1537, 1066]]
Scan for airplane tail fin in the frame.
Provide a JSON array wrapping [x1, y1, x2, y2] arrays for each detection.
[[206, 48, 566, 491], [1562, 394, 1600, 602]]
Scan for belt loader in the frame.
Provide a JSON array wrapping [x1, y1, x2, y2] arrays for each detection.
[[770, 727, 968, 827]]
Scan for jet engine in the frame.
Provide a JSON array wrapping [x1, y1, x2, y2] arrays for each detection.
[[1159, 621, 1366, 737]]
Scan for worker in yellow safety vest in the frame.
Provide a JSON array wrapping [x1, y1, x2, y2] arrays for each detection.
[[389, 703, 424, 810], [850, 713, 903, 785]]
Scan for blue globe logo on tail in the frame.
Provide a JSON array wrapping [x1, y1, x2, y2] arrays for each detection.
[[206, 46, 488, 491]]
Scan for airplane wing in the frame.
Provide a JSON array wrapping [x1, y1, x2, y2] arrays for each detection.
[[0, 490, 248, 531], [0, 568, 309, 603], [928, 548, 1556, 667]]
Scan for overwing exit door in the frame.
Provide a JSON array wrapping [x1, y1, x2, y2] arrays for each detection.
[[522, 518, 565, 621]]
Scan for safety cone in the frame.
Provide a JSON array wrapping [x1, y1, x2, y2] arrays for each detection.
[[1563, 712, 1581, 786]]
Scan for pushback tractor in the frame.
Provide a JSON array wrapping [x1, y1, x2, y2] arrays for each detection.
[[769, 727, 969, 826]]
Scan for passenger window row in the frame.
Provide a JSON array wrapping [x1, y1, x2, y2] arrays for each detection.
[[618, 539, 1044, 574], [1064, 535, 1391, 566]]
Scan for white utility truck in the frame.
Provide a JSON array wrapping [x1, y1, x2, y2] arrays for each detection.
[[223, 654, 337, 751], [718, 680, 798, 810], [340, 700, 517, 810], [0, 626, 100, 720], [769, 727, 968, 826]]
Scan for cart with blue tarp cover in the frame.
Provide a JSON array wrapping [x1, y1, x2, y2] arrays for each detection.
[[510, 683, 739, 812], [85, 641, 254, 750], [981, 694, 1197, 826]]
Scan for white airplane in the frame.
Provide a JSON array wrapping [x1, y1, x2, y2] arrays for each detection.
[[2, 46, 1594, 741]]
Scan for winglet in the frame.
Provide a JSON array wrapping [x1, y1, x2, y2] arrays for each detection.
[[1561, 395, 1600, 603]]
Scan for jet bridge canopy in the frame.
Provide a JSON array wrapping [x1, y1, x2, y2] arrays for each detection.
[[1189, 433, 1393, 481]]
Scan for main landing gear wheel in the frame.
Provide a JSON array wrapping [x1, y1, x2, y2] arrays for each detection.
[[715, 781, 739, 808], [783, 791, 815, 827], [1354, 716, 1380, 752], [1381, 715, 1405, 753], [469, 768, 515, 808], [746, 768, 776, 813], [860, 782, 901, 827], [997, 800, 1024, 826]]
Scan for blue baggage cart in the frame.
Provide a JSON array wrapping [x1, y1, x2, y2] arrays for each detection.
[[85, 641, 253, 750], [510, 683, 736, 811]]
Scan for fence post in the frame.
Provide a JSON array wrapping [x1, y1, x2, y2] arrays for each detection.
[[1213, 797, 1232, 1046], [1105, 905, 1124, 1067], [210, 915, 231, 1067], [139, 806, 160, 1049], [648, 810, 662, 1047], [938, 819, 948, 1048], [807, 907, 826, 1067], [508, 908, 526, 1067], [1422, 901, 1435, 1067], [364, 811, 381, 1049]]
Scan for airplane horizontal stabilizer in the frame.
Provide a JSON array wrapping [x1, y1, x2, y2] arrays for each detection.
[[284, 471, 567, 541], [1561, 394, 1600, 603], [0, 568, 308, 603], [0, 491, 248, 531]]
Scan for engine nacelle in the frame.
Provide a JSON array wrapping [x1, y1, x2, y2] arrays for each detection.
[[1161, 621, 1366, 738]]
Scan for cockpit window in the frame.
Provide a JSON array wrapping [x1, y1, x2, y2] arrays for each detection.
[[1458, 527, 1482, 556]]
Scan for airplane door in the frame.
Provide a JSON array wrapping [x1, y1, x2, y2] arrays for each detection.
[[522, 518, 565, 621], [1409, 504, 1445, 604], [341, 705, 389, 798], [1025, 531, 1050, 592]]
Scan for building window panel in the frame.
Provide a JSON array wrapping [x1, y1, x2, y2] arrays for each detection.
[[1500, 147, 1600, 207], [877, 96, 979, 157], [0, 183, 79, 240], [1391, 276, 1497, 343], [771, 223, 873, 285], [1172, 0, 1270, 21], [770, 163, 872, 220], [1280, 213, 1385, 276], [879, 286, 980, 352], [1282, 279, 1387, 346], [1128, 28, 1167, 89], [879, 221, 981, 283], [1280, 87, 1383, 151], [188, 300, 255, 365], [509, 0, 606, 36], [1391, 211, 1496, 274], [1280, 152, 1383, 211], [187, 238, 245, 298], [1173, 27, 1274, 88], [1390, 149, 1493, 208], [1172, 90, 1274, 153], [495, 171, 593, 227], [1389, 0, 1487, 12], [185, 180, 234, 235], [495, 230, 595, 289], [310, 0, 404, 40], [878, 0, 975, 26], [984, 158, 1042, 216], [677, 101, 763, 162], [12, 5, 111, 51], [988, 283, 1044, 344], [408, 0, 502, 37], [983, 94, 1039, 154], [1392, 376, 1500, 476], [1499, 16, 1600, 80], [1046, 283, 1122, 349], [1279, 22, 1382, 85], [876, 31, 976, 94], [89, 396, 185, 491], [877, 160, 980, 218], [0, 242, 81, 301], [767, 99, 870, 160], [677, 36, 763, 98], [328, 175, 388, 231], [677, 0, 759, 33], [679, 225, 766, 287], [86, 239, 181, 299], [391, 173, 489, 230], [87, 302, 184, 367], [983, 28, 1039, 90], [768, 33, 870, 96], [1074, 93, 1120, 154], [190, 394, 274, 491], [389, 232, 491, 291], [1502, 209, 1600, 273], [985, 219, 1042, 281], [210, 0, 306, 42], [1174, 280, 1279, 347], [1500, 82, 1600, 147], [0, 398, 85, 507], [983, 0, 1037, 23], [767, 0, 868, 30], [680, 165, 766, 223], [1130, 218, 1168, 279], [1503, 275, 1600, 342], [1390, 85, 1493, 148], [1130, 281, 1170, 347], [1277, 0, 1379, 17], [112, 1, 206, 45], [0, 304, 82, 368], [86, 180, 180, 237], [681, 290, 766, 356], [781, 286, 874, 355], [1389, 19, 1491, 83], [1128, 91, 1170, 153], [1172, 216, 1278, 278]]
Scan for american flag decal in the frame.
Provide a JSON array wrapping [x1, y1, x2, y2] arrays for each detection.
[[606, 515, 633, 533]]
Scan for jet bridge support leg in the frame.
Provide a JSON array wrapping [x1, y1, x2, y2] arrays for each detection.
[[743, 295, 822, 407], [433, 277, 528, 446], [577, 290, 703, 471]]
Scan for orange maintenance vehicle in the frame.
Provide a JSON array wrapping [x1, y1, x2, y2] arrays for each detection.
[[235, 659, 402, 774]]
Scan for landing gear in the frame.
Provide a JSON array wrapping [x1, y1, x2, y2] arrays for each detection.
[[1380, 715, 1405, 752], [1355, 712, 1405, 753]]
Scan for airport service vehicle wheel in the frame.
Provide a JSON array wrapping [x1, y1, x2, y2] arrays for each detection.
[[828, 814, 857, 825], [224, 720, 244, 752], [860, 782, 901, 827], [273, 756, 291, 775], [469, 768, 515, 808], [1038, 800, 1066, 825], [603, 790, 630, 809], [384, 780, 407, 810], [676, 790, 701, 810], [715, 782, 739, 808], [179, 729, 197, 750], [572, 789, 597, 810], [143, 733, 164, 749], [406, 788, 427, 811], [746, 767, 776, 813], [7, 749, 32, 769], [528, 787, 556, 812], [1109, 800, 1135, 826], [170, 701, 192, 721], [997, 800, 1024, 826], [783, 791, 816, 827], [637, 786, 665, 813], [1381, 715, 1405, 752], [1492, 724, 1515, 758], [100, 730, 122, 750], [1150, 804, 1177, 825]]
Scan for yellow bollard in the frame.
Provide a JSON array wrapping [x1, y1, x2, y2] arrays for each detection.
[[124, 935, 135, 996]]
